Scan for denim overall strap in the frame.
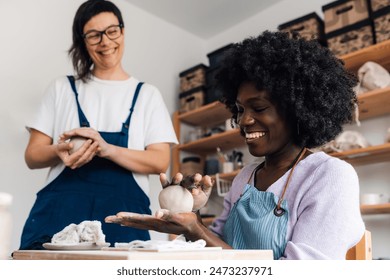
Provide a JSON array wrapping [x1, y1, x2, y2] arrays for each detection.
[[122, 82, 144, 133], [66, 75, 90, 127]]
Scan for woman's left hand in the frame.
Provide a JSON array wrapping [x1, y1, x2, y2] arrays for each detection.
[[105, 210, 200, 238]]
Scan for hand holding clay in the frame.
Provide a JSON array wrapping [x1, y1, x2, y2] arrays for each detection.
[[158, 173, 213, 213]]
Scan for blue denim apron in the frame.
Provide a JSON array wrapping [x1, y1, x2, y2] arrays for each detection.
[[20, 76, 151, 249], [223, 148, 306, 259]]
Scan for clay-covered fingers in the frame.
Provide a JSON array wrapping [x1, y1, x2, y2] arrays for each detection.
[[189, 174, 214, 211], [180, 173, 200, 189], [200, 175, 213, 197], [159, 173, 183, 189]]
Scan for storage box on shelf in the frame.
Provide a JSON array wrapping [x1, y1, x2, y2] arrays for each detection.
[[179, 64, 208, 92], [278, 12, 327, 46], [370, 0, 390, 12], [326, 19, 375, 56], [322, 0, 371, 34], [322, 0, 375, 56], [360, 203, 390, 214], [207, 44, 233, 69], [178, 86, 206, 113], [372, 5, 390, 43]]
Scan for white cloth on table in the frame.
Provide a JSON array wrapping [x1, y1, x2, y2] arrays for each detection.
[[114, 235, 206, 250]]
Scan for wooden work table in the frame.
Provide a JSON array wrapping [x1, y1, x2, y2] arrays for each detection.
[[12, 249, 273, 260]]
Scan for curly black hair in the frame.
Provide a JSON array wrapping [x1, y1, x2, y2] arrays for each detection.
[[216, 31, 358, 148]]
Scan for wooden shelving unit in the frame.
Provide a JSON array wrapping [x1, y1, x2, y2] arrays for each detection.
[[179, 128, 244, 154], [358, 87, 390, 120], [341, 40, 390, 73], [361, 203, 390, 215], [329, 143, 390, 166], [178, 101, 230, 127]]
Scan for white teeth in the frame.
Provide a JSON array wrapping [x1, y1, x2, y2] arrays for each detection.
[[245, 132, 266, 139], [101, 49, 115, 55]]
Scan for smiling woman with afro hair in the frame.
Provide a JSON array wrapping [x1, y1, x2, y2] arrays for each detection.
[[217, 30, 358, 148], [106, 31, 365, 260]]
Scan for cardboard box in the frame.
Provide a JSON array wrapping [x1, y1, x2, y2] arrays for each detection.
[[370, 0, 390, 12], [322, 0, 370, 33], [372, 5, 390, 43], [179, 86, 205, 113], [207, 44, 233, 68], [205, 67, 224, 104], [326, 19, 374, 56], [278, 12, 327, 46], [179, 64, 208, 92]]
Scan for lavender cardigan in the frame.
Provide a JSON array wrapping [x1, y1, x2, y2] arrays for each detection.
[[209, 151, 365, 259]]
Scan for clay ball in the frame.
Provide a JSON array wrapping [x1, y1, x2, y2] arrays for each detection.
[[69, 136, 87, 155], [158, 185, 194, 213]]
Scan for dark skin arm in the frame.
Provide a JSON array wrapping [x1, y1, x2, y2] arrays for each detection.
[[105, 173, 232, 248]]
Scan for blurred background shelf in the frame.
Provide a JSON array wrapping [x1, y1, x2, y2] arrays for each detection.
[[329, 143, 390, 166], [178, 101, 230, 127], [361, 203, 390, 215], [357, 87, 390, 120], [341, 40, 390, 73], [179, 129, 244, 154]]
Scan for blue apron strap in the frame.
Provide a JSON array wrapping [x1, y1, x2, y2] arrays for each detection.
[[122, 82, 144, 132], [66, 75, 90, 127]]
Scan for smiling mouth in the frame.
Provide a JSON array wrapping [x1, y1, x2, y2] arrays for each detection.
[[245, 132, 266, 142], [100, 48, 116, 55]]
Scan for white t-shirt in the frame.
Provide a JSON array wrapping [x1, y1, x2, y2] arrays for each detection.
[[27, 75, 179, 195]]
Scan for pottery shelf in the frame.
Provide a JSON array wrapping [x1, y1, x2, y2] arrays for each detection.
[[341, 40, 390, 73], [358, 87, 390, 120], [179, 128, 244, 154], [178, 101, 231, 127], [361, 203, 390, 215], [329, 143, 390, 166]]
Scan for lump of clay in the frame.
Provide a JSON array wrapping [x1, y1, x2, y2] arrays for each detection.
[[69, 136, 87, 155], [51, 220, 106, 245], [51, 223, 80, 244], [158, 185, 194, 213]]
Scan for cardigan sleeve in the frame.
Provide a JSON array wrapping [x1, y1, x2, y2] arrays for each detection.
[[281, 158, 365, 259]]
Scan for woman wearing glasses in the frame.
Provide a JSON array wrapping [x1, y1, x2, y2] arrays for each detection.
[[19, 0, 178, 249]]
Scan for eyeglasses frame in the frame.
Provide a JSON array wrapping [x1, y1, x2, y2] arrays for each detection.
[[83, 23, 124, 45]]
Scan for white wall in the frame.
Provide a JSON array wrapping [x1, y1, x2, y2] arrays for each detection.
[[1, 0, 389, 259]]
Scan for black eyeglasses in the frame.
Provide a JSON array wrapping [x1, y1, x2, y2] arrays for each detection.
[[83, 24, 123, 45]]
